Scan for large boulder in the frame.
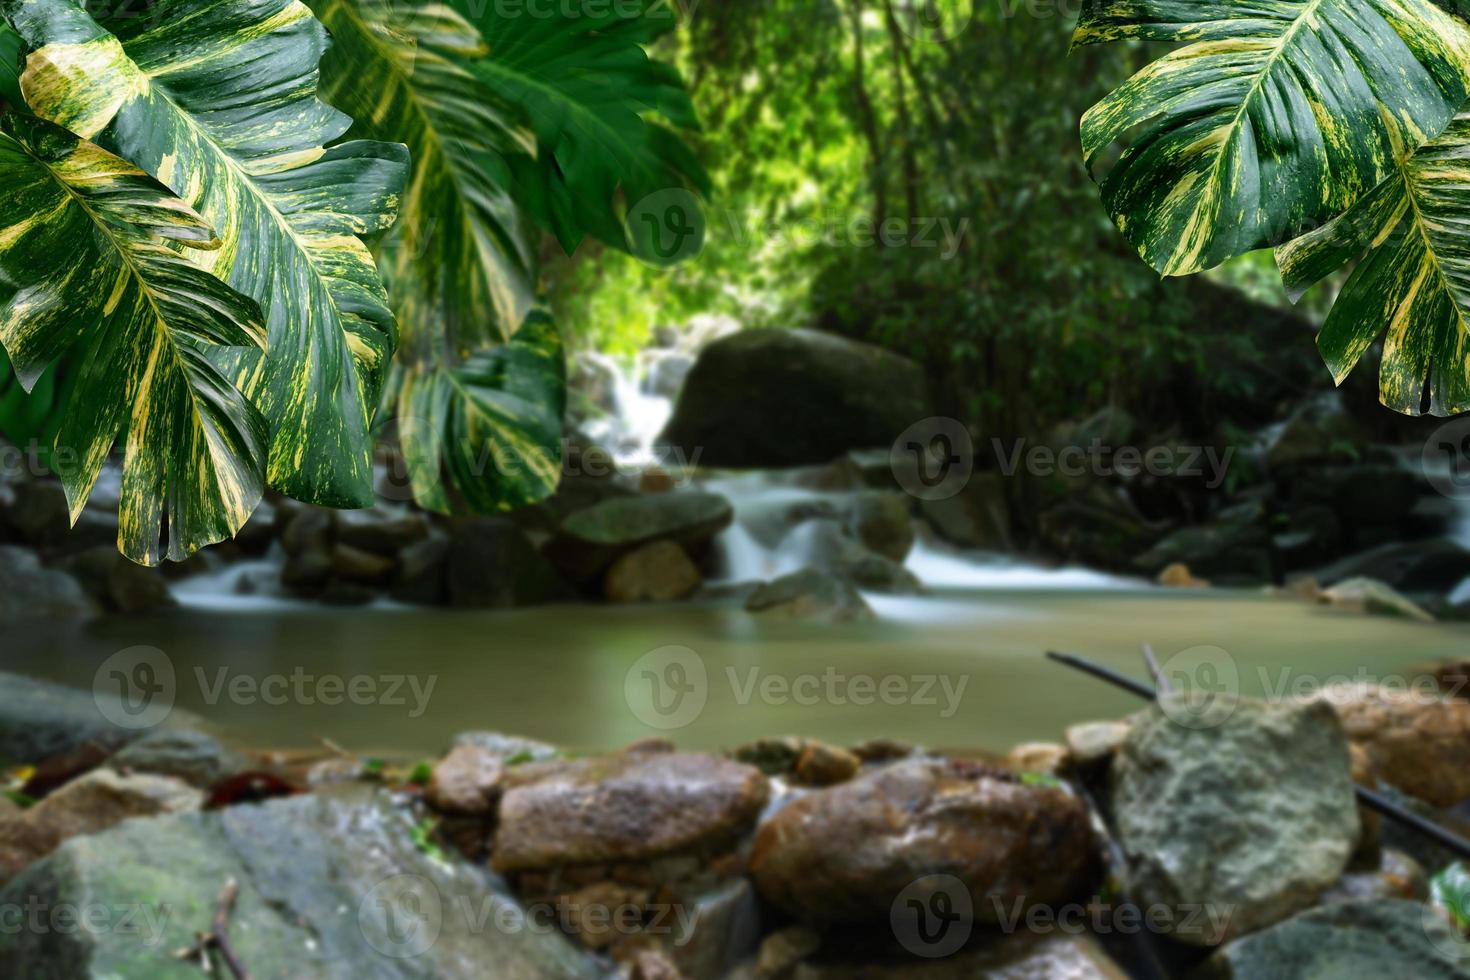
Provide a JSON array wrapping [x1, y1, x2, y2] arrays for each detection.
[[1110, 694, 1360, 945], [1313, 683, 1470, 807], [1191, 899, 1470, 978], [660, 329, 932, 467], [0, 546, 93, 624], [492, 751, 769, 873], [447, 518, 573, 609], [0, 672, 201, 768], [0, 787, 607, 978], [749, 760, 1094, 926]]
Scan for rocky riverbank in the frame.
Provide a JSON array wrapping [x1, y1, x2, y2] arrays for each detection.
[[0, 669, 1466, 977]]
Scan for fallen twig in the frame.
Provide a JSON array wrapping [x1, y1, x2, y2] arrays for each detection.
[[175, 878, 250, 980]]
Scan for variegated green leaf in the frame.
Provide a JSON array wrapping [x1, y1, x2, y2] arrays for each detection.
[[1278, 113, 1470, 416], [396, 311, 565, 514], [5, 0, 410, 508], [0, 112, 267, 564], [460, 0, 711, 258], [309, 0, 535, 351], [1075, 0, 1470, 277]]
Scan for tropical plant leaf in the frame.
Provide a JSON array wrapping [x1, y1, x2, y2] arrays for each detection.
[[1075, 0, 1470, 277], [5, 0, 410, 509], [0, 112, 268, 564], [309, 0, 536, 351], [396, 311, 565, 514], [1277, 113, 1470, 416], [460, 0, 711, 257], [0, 20, 21, 108]]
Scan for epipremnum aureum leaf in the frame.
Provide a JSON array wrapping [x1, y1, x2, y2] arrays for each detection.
[[308, 0, 536, 351], [0, 113, 268, 565], [396, 311, 565, 515], [1075, 0, 1470, 277], [1278, 114, 1470, 416], [6, 0, 410, 509]]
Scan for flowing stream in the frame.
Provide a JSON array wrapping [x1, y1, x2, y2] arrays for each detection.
[[14, 349, 1469, 758]]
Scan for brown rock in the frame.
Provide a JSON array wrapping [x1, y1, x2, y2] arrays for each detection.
[[426, 746, 505, 817], [1157, 562, 1209, 588], [0, 769, 200, 882], [1064, 721, 1129, 771], [493, 752, 770, 873], [563, 881, 651, 949], [1436, 658, 1470, 700], [1007, 741, 1066, 774], [604, 541, 702, 603], [1314, 682, 1470, 806], [638, 469, 677, 494], [331, 543, 395, 584], [749, 760, 1093, 926], [793, 742, 861, 787]]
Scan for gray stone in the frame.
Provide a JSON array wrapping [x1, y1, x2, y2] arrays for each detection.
[[1191, 899, 1470, 979], [334, 507, 430, 556], [0, 546, 93, 624], [660, 329, 932, 468], [0, 672, 201, 767], [550, 492, 734, 581], [1110, 693, 1360, 945], [389, 536, 448, 606], [745, 568, 873, 622], [108, 730, 248, 789], [0, 787, 608, 979], [451, 731, 560, 764], [844, 492, 914, 563], [1320, 577, 1434, 622]]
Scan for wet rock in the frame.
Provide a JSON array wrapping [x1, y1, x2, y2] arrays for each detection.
[[59, 546, 177, 614], [1064, 720, 1129, 772], [745, 569, 873, 623], [0, 672, 203, 767], [1157, 562, 1210, 588], [233, 497, 278, 554], [493, 752, 769, 873], [550, 492, 734, 581], [849, 739, 916, 764], [330, 543, 395, 585], [4, 481, 118, 555], [660, 329, 932, 468], [793, 742, 861, 787], [1314, 540, 1470, 597], [1319, 577, 1434, 622], [1264, 393, 1369, 471], [280, 508, 332, 558], [1313, 683, 1470, 807], [845, 493, 914, 563], [666, 876, 762, 979], [789, 932, 1126, 979], [447, 517, 573, 608], [0, 546, 93, 624], [1, 769, 201, 881], [749, 760, 1093, 926], [1191, 899, 1470, 979], [918, 472, 1011, 551], [1133, 504, 1272, 583], [452, 731, 561, 765], [731, 737, 806, 777], [1110, 694, 1360, 945], [390, 536, 449, 606], [605, 540, 703, 603], [629, 948, 687, 980], [1007, 742, 1067, 775], [0, 787, 607, 978], [795, 518, 920, 594], [108, 730, 247, 789], [334, 507, 429, 556], [426, 745, 505, 817], [756, 926, 822, 977]]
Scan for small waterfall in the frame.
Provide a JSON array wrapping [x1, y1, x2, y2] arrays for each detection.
[[577, 351, 675, 469]]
